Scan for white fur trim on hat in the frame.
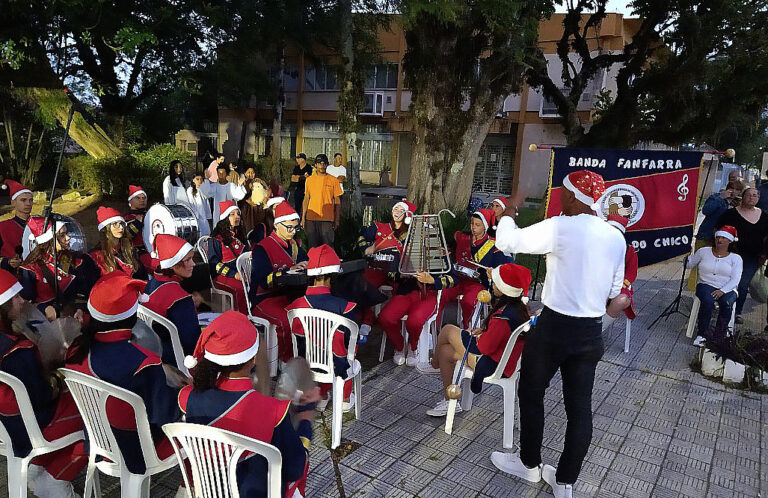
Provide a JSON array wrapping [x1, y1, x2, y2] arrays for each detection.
[[393, 201, 408, 213], [266, 197, 285, 208], [203, 336, 260, 366], [184, 355, 199, 369], [35, 221, 65, 244], [159, 241, 194, 269], [11, 189, 32, 201], [274, 212, 300, 224], [606, 220, 626, 233], [97, 215, 125, 232], [562, 175, 600, 211], [491, 266, 524, 298], [87, 298, 139, 323], [307, 264, 341, 276], [714, 230, 736, 242], [473, 211, 489, 231], [493, 198, 506, 210], [0, 281, 22, 307], [219, 205, 240, 222], [127, 189, 146, 202]]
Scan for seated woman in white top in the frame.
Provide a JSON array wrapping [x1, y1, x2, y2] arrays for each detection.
[[686, 225, 742, 339], [162, 160, 190, 206]]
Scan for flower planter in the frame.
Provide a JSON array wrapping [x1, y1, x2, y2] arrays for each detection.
[[701, 349, 724, 378], [722, 360, 746, 383]]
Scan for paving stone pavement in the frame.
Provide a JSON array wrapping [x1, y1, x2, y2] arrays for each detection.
[[2, 258, 767, 497]]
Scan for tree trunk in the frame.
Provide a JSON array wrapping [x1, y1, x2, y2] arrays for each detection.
[[270, 49, 285, 183]]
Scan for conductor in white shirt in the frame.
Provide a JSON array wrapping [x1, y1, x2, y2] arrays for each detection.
[[491, 170, 626, 498]]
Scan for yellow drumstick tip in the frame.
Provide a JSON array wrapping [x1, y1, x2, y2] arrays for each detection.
[[476, 289, 492, 304], [528, 143, 538, 152]]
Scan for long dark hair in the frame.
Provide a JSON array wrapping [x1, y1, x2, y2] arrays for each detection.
[[211, 217, 246, 248], [23, 239, 74, 269], [67, 315, 138, 365], [94, 226, 139, 273], [192, 357, 249, 391], [190, 172, 203, 197], [481, 294, 530, 331], [169, 160, 185, 187]]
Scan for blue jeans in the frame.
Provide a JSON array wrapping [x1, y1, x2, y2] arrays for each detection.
[[695, 283, 737, 337], [735, 256, 759, 315]]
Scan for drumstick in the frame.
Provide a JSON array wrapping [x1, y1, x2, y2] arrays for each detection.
[[445, 289, 492, 400]]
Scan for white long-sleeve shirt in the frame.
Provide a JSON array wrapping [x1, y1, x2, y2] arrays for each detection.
[[495, 214, 626, 318], [186, 185, 212, 237], [687, 247, 742, 293], [163, 176, 190, 206], [200, 179, 247, 223]]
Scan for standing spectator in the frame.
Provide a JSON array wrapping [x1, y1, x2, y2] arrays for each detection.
[[291, 153, 312, 212], [0, 180, 33, 272], [186, 173, 212, 237], [686, 226, 742, 342], [201, 164, 247, 223], [162, 160, 190, 206], [205, 153, 225, 181], [717, 187, 768, 323], [326, 152, 347, 193], [302, 153, 342, 248], [756, 177, 768, 212]]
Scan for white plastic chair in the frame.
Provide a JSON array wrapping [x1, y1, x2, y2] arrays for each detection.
[[163, 422, 283, 498], [236, 251, 280, 378], [196, 236, 235, 312], [137, 305, 190, 377], [59, 368, 178, 498], [378, 290, 442, 368], [0, 371, 85, 498], [444, 319, 531, 449], [287, 308, 361, 449]]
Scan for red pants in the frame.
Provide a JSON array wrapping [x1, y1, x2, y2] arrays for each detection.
[[377, 290, 437, 352], [214, 274, 248, 315], [30, 391, 87, 481], [318, 379, 353, 400], [361, 268, 394, 326], [622, 287, 636, 320], [440, 280, 485, 328], [252, 296, 293, 361]]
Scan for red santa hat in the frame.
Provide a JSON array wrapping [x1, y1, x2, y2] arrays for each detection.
[[266, 196, 285, 209], [184, 310, 259, 369], [127, 185, 146, 202], [97, 206, 125, 231], [562, 171, 606, 211], [152, 234, 194, 269], [26, 216, 65, 244], [307, 244, 341, 276], [473, 209, 496, 232], [274, 202, 300, 225], [715, 225, 738, 242], [87, 272, 148, 322], [492, 197, 507, 210], [606, 214, 629, 234], [218, 200, 240, 221], [393, 199, 417, 225], [2, 180, 32, 201], [491, 263, 532, 304], [0, 269, 22, 307]]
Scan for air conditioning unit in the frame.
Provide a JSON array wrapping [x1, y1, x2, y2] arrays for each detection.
[[360, 92, 384, 116]]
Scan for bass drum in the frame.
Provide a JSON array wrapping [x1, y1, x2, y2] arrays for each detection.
[[22, 215, 87, 259], [143, 203, 199, 254]]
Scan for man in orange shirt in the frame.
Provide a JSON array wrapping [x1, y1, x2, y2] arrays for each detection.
[[302, 153, 343, 247]]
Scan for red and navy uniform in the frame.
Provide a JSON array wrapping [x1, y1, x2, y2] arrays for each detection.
[[377, 254, 458, 353], [124, 210, 155, 272], [249, 232, 308, 361], [0, 216, 26, 271], [144, 273, 202, 367], [208, 231, 248, 314], [463, 304, 527, 392], [357, 222, 406, 326], [89, 247, 148, 281], [442, 232, 513, 328], [66, 327, 179, 474], [0, 330, 87, 480], [179, 377, 311, 498], [622, 245, 638, 319], [18, 252, 96, 314], [287, 286, 358, 399]]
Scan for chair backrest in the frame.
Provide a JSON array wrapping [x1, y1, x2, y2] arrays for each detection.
[[196, 235, 211, 263], [486, 318, 531, 383], [59, 368, 171, 474], [136, 305, 190, 377], [163, 422, 282, 498], [236, 251, 253, 313], [286, 308, 359, 384]]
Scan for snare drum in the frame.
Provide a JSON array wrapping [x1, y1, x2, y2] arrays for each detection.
[[143, 203, 200, 253], [371, 253, 395, 263], [454, 263, 480, 281], [22, 215, 87, 259]]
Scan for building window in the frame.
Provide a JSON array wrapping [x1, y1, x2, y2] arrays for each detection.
[[268, 67, 300, 92], [304, 65, 339, 91], [365, 63, 398, 89]]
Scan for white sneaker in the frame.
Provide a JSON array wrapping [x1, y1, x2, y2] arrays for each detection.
[[416, 362, 441, 375], [27, 464, 45, 491], [316, 397, 329, 412], [542, 464, 573, 498], [342, 393, 356, 413], [393, 351, 405, 366], [426, 399, 462, 417], [693, 335, 706, 346], [32, 470, 80, 498], [405, 349, 418, 366], [490, 451, 542, 483], [360, 324, 371, 336]]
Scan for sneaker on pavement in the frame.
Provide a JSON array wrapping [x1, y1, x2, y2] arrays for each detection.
[[393, 351, 405, 366], [693, 335, 706, 346], [405, 349, 418, 366], [316, 397, 329, 412], [542, 464, 573, 498], [416, 362, 441, 375], [342, 393, 356, 413], [32, 470, 80, 498], [490, 451, 542, 483], [426, 399, 462, 417]]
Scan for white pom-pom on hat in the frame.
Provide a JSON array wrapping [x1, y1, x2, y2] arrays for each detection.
[[184, 355, 198, 370]]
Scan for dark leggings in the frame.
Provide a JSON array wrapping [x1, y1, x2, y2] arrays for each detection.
[[518, 307, 604, 484]]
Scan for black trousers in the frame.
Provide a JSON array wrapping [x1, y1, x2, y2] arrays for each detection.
[[518, 307, 604, 484], [305, 220, 335, 248]]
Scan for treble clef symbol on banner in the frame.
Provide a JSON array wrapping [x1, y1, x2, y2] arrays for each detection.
[[677, 174, 690, 201]]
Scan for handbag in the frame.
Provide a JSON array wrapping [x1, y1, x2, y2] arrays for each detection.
[[749, 263, 768, 303]]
